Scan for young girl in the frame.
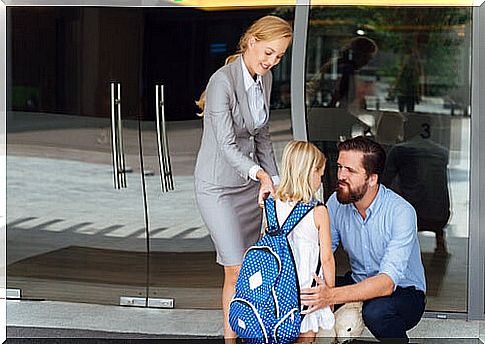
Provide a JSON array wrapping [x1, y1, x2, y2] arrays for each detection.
[[274, 140, 335, 342]]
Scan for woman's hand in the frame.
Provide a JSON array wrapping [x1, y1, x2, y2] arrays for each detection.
[[256, 169, 275, 207]]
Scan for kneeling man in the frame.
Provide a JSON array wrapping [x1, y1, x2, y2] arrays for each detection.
[[302, 136, 426, 343]]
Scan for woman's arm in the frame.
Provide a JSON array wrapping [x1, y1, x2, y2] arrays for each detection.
[[254, 123, 278, 178], [205, 72, 256, 180], [256, 168, 275, 205]]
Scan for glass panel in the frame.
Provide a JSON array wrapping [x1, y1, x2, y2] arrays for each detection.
[[306, 6, 471, 313], [138, 7, 295, 309], [269, 7, 295, 167], [7, 7, 149, 305], [7, 5, 296, 310]]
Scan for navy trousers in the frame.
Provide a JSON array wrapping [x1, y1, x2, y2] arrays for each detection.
[[336, 272, 426, 343]]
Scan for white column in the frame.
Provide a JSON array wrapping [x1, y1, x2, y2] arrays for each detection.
[[0, 0, 6, 342], [290, 0, 310, 140], [469, 2, 485, 321]]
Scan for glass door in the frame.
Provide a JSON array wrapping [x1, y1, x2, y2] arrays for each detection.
[[7, 7, 149, 305], [138, 6, 295, 309], [305, 6, 472, 313], [7, 5, 297, 311]]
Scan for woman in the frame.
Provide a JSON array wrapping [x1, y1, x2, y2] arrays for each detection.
[[194, 15, 293, 339]]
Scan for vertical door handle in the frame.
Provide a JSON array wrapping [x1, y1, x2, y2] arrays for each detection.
[[110, 81, 127, 189], [155, 84, 174, 192]]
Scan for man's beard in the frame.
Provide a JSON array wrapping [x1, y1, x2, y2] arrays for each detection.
[[336, 180, 368, 204]]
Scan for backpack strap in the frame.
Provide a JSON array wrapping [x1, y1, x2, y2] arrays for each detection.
[[264, 198, 323, 237], [301, 258, 322, 315], [264, 198, 312, 237], [300, 201, 325, 315], [280, 202, 315, 237], [264, 197, 280, 236]]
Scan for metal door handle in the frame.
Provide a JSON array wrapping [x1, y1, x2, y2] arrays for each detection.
[[155, 84, 174, 192], [110, 81, 127, 189]]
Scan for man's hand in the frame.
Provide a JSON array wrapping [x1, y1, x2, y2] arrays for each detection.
[[300, 274, 334, 315], [301, 273, 395, 311]]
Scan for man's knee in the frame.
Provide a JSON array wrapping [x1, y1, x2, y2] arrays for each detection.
[[362, 299, 391, 328], [362, 298, 406, 339]]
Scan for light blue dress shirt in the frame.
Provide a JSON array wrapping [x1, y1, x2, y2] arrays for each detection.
[[240, 57, 281, 184], [327, 184, 426, 292], [241, 57, 267, 128]]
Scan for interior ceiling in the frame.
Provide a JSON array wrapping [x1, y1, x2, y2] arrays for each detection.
[[1, 0, 483, 6]]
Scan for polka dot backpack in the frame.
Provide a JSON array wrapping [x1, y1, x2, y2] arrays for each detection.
[[229, 196, 321, 344]]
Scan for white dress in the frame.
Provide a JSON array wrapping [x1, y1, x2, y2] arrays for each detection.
[[275, 199, 335, 333]]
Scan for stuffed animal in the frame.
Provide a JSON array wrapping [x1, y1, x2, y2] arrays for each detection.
[[318, 302, 365, 343]]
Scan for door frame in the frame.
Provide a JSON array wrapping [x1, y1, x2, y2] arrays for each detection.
[[469, 3, 485, 321], [1, 2, 7, 341]]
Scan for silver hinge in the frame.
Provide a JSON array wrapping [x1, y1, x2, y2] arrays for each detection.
[[119, 296, 174, 309], [6, 288, 21, 299]]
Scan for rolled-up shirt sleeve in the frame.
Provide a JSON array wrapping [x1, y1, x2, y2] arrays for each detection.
[[379, 204, 417, 289]]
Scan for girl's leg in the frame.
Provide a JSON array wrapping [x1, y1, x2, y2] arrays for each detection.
[[222, 265, 241, 342], [296, 331, 317, 343]]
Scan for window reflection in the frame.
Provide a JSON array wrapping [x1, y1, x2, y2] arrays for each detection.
[[306, 6, 471, 313], [7, 6, 297, 309]]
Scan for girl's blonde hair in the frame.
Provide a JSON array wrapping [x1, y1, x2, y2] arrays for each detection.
[[275, 140, 326, 204], [196, 15, 293, 115]]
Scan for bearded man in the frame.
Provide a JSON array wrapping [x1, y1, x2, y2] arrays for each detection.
[[301, 136, 426, 343]]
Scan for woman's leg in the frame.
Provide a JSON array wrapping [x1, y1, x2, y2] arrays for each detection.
[[223, 265, 241, 341]]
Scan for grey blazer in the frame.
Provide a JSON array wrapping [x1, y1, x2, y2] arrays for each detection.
[[194, 56, 278, 187]]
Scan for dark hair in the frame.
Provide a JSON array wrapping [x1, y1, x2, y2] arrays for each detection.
[[342, 37, 378, 68], [337, 136, 386, 180]]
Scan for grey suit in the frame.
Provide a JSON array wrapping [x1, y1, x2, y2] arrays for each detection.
[[194, 56, 278, 265]]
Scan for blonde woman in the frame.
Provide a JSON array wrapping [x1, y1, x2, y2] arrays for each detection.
[[194, 16, 293, 339], [275, 140, 335, 342]]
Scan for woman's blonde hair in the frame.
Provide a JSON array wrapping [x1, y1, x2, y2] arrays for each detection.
[[236, 15, 293, 54], [196, 15, 293, 115], [275, 140, 326, 204]]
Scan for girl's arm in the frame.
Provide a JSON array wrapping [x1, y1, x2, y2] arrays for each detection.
[[314, 205, 335, 290]]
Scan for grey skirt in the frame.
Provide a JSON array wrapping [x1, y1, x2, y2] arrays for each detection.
[[195, 178, 262, 266]]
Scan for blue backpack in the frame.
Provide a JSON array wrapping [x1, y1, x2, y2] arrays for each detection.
[[229, 197, 321, 344]]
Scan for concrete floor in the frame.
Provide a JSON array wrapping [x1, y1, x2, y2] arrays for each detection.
[[6, 300, 485, 342], [6, 111, 473, 312], [4, 110, 483, 341]]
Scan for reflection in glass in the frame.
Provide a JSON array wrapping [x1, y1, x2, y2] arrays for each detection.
[[306, 6, 471, 313], [383, 124, 451, 253], [7, 6, 296, 311]]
